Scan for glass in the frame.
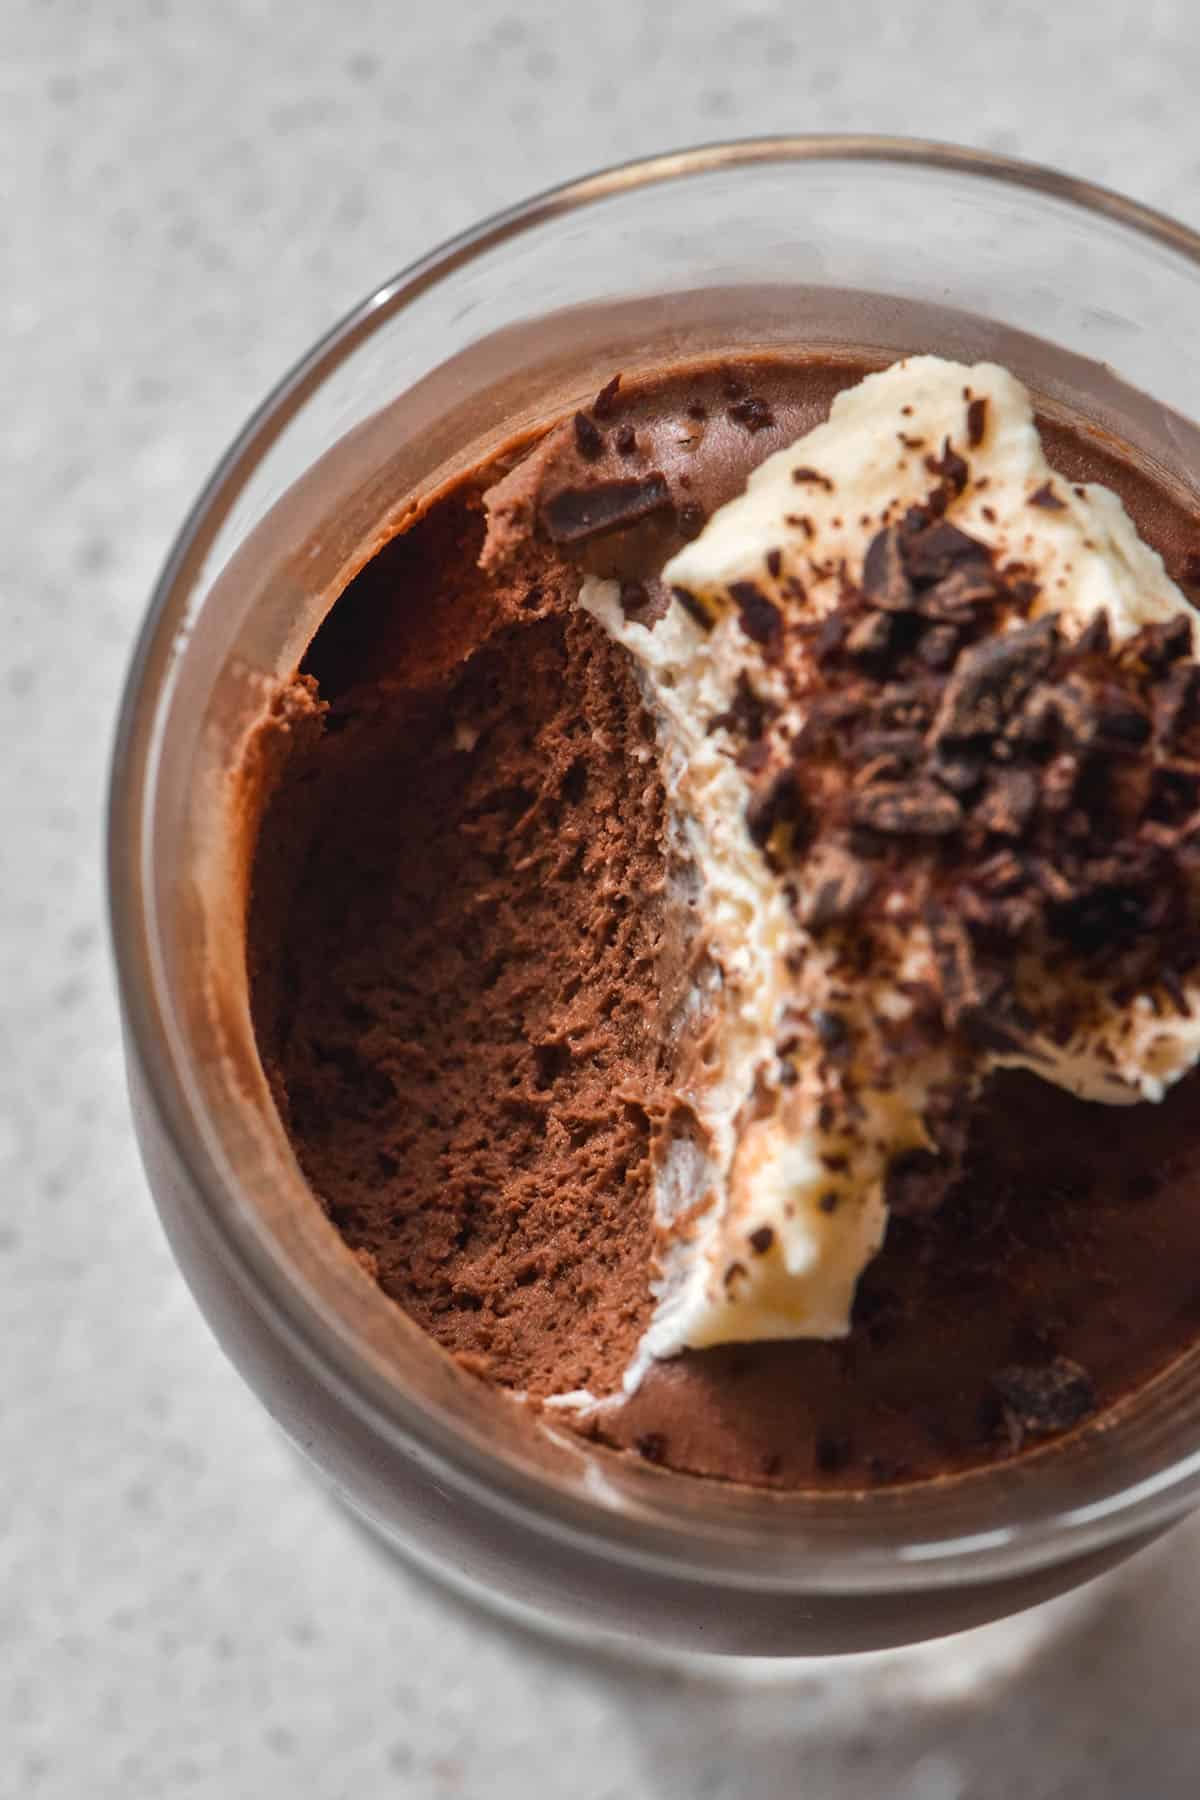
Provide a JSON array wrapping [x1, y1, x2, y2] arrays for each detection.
[[109, 137, 1200, 1655]]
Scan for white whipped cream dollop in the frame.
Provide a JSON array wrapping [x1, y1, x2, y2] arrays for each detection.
[[579, 355, 1200, 1380]]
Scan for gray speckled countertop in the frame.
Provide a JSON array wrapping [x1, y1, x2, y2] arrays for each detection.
[[7, 2, 1200, 1794]]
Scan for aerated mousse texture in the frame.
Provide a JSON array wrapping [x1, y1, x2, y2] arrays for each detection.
[[249, 354, 1200, 1488]]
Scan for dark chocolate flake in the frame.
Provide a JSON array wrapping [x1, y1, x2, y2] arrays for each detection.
[[992, 1358, 1096, 1445], [542, 472, 673, 544], [966, 395, 988, 447], [671, 584, 715, 630], [791, 466, 834, 491], [798, 850, 874, 930], [932, 615, 1059, 745], [976, 767, 1039, 839], [592, 373, 622, 418], [729, 580, 783, 647], [573, 410, 604, 461], [861, 525, 914, 612], [903, 519, 992, 587], [850, 782, 963, 838], [845, 610, 895, 662], [924, 903, 983, 1027]]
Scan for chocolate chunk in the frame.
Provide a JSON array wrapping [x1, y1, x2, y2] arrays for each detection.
[[798, 850, 874, 930], [875, 683, 931, 731], [861, 526, 913, 612], [573, 411, 604, 461], [966, 395, 988, 447], [812, 609, 853, 665], [1094, 690, 1151, 751], [748, 1225, 775, 1254], [960, 890, 1039, 939], [710, 671, 771, 743], [845, 610, 895, 661], [851, 729, 924, 782], [542, 472, 673, 544], [931, 747, 986, 796], [677, 499, 706, 541], [976, 767, 1039, 838], [924, 903, 982, 1027], [1073, 611, 1112, 659], [1126, 614, 1194, 672], [614, 423, 638, 457], [931, 615, 1059, 745], [991, 1358, 1096, 1445], [671, 584, 714, 630], [1040, 752, 1081, 814], [728, 395, 776, 432], [918, 623, 962, 671], [1028, 481, 1066, 510], [1154, 662, 1200, 747], [903, 519, 992, 587], [926, 439, 970, 495], [916, 562, 999, 622], [850, 782, 963, 838], [729, 581, 782, 647], [592, 373, 622, 419], [746, 767, 811, 856]]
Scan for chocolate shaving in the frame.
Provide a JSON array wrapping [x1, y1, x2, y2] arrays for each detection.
[[926, 439, 969, 496], [592, 373, 622, 419], [924, 903, 982, 1027], [845, 611, 895, 662], [931, 615, 1059, 745], [791, 466, 834, 491], [991, 1358, 1096, 1447], [573, 411, 604, 461], [966, 395, 988, 447], [904, 519, 991, 587], [746, 768, 811, 856], [729, 581, 782, 647], [862, 526, 913, 612], [542, 472, 673, 544], [797, 850, 874, 930], [976, 767, 1038, 838], [851, 782, 963, 838]]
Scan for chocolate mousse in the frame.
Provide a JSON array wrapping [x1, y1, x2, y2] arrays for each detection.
[[248, 351, 1200, 1489]]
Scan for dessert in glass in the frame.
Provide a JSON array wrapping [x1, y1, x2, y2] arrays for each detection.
[[110, 138, 1200, 1653]]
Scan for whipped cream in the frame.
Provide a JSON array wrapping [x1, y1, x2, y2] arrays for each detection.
[[580, 355, 1200, 1376]]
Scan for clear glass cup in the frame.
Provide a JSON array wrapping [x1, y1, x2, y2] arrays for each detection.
[[109, 136, 1200, 1656]]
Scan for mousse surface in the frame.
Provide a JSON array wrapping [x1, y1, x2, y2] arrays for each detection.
[[249, 353, 1200, 1487]]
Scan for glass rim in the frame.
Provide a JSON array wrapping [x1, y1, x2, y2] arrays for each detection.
[[109, 133, 1200, 1596]]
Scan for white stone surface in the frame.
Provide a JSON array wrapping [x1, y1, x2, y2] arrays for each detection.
[[7, 1, 1200, 1793]]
